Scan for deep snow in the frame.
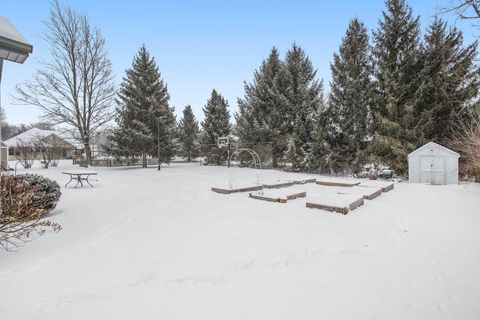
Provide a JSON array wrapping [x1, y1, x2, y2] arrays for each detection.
[[1, 160, 479, 320]]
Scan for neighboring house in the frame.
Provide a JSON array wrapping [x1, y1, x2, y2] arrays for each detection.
[[408, 142, 460, 185], [90, 129, 112, 156], [4, 127, 77, 160]]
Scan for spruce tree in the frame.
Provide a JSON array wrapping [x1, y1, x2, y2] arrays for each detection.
[[178, 105, 200, 162], [323, 18, 373, 173], [201, 89, 231, 165], [235, 47, 289, 167], [416, 17, 479, 146], [284, 44, 324, 171], [370, 0, 423, 174], [105, 45, 175, 167]]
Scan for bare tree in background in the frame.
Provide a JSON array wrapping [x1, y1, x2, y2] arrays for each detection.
[[443, 1, 480, 26], [14, 139, 36, 169], [34, 135, 64, 168], [451, 114, 480, 181], [15, 0, 115, 165]]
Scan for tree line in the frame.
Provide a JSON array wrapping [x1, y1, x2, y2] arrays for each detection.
[[237, 0, 478, 175], [13, 0, 479, 175]]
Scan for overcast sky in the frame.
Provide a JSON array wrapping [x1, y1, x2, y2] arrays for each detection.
[[1, 0, 477, 125]]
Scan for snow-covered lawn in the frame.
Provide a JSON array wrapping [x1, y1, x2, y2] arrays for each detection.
[[1, 160, 480, 320]]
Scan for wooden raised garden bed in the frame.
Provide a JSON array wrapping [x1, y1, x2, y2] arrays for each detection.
[[262, 181, 296, 189], [316, 180, 360, 187], [249, 191, 307, 203], [212, 185, 263, 194], [306, 194, 364, 214]]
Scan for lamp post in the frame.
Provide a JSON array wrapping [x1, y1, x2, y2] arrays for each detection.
[[0, 16, 33, 215]]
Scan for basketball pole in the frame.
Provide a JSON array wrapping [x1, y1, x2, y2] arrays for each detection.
[[227, 141, 230, 168]]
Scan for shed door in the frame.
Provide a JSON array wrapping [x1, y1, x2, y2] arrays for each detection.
[[419, 156, 445, 185]]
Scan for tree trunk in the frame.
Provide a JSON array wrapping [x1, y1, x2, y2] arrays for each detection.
[[187, 156, 191, 162], [142, 152, 147, 168], [272, 141, 281, 168], [83, 142, 92, 167], [272, 150, 278, 168]]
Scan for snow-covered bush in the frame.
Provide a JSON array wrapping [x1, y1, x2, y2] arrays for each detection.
[[1, 174, 61, 219]]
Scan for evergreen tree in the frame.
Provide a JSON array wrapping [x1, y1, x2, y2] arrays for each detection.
[[201, 89, 231, 165], [370, 0, 423, 174], [105, 45, 175, 167], [235, 47, 290, 167], [178, 105, 200, 162], [322, 18, 373, 173], [283, 44, 324, 171], [416, 17, 479, 146]]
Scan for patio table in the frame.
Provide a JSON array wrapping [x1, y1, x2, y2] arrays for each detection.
[[62, 170, 98, 188]]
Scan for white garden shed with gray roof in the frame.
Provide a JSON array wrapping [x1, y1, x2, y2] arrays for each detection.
[[408, 142, 460, 185]]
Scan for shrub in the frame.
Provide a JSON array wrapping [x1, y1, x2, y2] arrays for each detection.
[[14, 139, 36, 169], [1, 174, 61, 219], [451, 116, 480, 182]]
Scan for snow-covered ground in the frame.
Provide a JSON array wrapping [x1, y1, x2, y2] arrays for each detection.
[[1, 160, 480, 320]]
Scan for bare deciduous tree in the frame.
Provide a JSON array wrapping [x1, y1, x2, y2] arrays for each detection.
[[15, 0, 115, 166], [448, 0, 480, 19], [451, 115, 480, 181], [442, 0, 480, 28]]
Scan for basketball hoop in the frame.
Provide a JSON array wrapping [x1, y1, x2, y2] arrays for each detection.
[[217, 136, 229, 149]]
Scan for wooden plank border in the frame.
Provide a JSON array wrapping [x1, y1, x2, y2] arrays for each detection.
[[306, 197, 364, 215], [249, 191, 307, 203], [262, 181, 295, 189], [249, 193, 279, 202], [316, 180, 360, 187], [212, 185, 263, 194]]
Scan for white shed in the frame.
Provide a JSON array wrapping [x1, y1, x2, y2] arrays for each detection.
[[408, 142, 460, 185]]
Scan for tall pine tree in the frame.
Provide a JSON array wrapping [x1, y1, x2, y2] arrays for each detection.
[[235, 47, 290, 167], [416, 17, 479, 146], [105, 45, 176, 167], [370, 0, 423, 174], [201, 89, 231, 165], [178, 105, 200, 162], [284, 44, 324, 171], [322, 18, 373, 174]]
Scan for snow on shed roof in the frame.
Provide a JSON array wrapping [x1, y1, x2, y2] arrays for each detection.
[[408, 142, 460, 158]]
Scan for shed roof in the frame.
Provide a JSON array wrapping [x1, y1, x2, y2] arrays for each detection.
[[408, 142, 460, 158]]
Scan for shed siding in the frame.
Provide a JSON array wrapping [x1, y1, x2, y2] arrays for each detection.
[[408, 142, 459, 185]]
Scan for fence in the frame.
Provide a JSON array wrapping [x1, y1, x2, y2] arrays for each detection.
[[69, 143, 277, 168], [73, 152, 159, 167]]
